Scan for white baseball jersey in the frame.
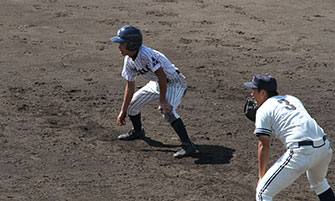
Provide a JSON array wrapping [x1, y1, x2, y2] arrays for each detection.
[[255, 95, 333, 200], [121, 45, 179, 82], [121, 45, 187, 121], [254, 95, 325, 149]]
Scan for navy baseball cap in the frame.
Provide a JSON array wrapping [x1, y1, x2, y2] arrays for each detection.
[[244, 74, 277, 91]]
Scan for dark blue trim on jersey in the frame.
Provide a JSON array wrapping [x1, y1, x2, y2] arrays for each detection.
[[255, 128, 272, 135], [257, 149, 294, 201], [256, 133, 270, 137]]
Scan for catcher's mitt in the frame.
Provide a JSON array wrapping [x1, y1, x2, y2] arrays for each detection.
[[243, 98, 259, 122]]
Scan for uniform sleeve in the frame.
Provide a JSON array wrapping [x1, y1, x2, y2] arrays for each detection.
[[121, 57, 137, 81], [151, 55, 161, 72], [254, 106, 272, 136]]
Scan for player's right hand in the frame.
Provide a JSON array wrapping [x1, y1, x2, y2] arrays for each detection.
[[117, 111, 126, 126], [158, 101, 172, 115]]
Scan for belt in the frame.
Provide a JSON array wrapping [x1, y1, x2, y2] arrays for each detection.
[[290, 136, 326, 149], [176, 70, 180, 74]]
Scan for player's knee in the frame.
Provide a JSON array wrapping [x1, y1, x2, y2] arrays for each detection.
[[127, 108, 140, 116], [163, 111, 178, 124]]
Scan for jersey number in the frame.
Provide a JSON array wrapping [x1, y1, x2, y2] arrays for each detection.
[[138, 65, 151, 75], [277, 99, 296, 110]]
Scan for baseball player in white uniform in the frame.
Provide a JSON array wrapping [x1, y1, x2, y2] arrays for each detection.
[[110, 25, 196, 158], [244, 74, 335, 201]]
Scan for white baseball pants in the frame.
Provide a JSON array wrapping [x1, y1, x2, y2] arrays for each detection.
[[256, 140, 333, 201], [127, 71, 187, 120]]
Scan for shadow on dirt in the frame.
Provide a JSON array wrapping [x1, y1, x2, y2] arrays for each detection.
[[141, 137, 235, 165], [142, 136, 180, 148], [138, 136, 180, 154], [193, 144, 235, 165]]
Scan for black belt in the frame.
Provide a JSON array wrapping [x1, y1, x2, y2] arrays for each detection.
[[298, 135, 326, 147]]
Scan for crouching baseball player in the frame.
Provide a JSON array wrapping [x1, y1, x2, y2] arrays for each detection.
[[243, 74, 335, 201], [110, 25, 196, 158]]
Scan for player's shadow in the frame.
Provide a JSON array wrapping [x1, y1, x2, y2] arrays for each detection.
[[141, 136, 179, 153], [142, 137, 235, 164], [192, 144, 235, 165]]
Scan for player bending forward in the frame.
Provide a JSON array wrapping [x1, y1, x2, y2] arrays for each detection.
[[110, 25, 196, 158], [243, 74, 335, 201]]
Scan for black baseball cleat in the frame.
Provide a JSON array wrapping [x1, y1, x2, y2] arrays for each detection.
[[118, 128, 145, 140], [173, 142, 196, 158]]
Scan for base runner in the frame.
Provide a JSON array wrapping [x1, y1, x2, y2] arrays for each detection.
[[110, 25, 196, 158]]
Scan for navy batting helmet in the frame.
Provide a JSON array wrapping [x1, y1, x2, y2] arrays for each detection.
[[110, 25, 142, 51]]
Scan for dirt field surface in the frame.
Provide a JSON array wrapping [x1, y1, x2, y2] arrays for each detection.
[[1, 0, 335, 200]]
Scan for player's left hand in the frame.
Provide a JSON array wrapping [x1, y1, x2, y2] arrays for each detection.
[[158, 101, 172, 114], [244, 98, 259, 122]]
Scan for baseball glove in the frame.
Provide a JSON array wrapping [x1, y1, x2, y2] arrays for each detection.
[[243, 98, 259, 122]]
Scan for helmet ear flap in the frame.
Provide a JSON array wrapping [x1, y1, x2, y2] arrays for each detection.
[[126, 42, 140, 51]]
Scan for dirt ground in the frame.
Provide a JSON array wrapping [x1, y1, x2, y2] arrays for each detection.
[[1, 0, 335, 200]]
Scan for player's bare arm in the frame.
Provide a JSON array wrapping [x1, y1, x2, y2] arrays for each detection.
[[257, 134, 270, 181], [117, 81, 135, 126], [155, 67, 172, 114]]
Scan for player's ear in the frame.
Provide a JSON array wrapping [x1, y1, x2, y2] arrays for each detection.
[[260, 89, 268, 99]]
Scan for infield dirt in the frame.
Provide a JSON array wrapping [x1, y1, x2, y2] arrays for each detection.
[[1, 0, 335, 200]]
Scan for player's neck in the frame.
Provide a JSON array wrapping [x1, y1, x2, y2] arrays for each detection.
[[128, 50, 139, 60]]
